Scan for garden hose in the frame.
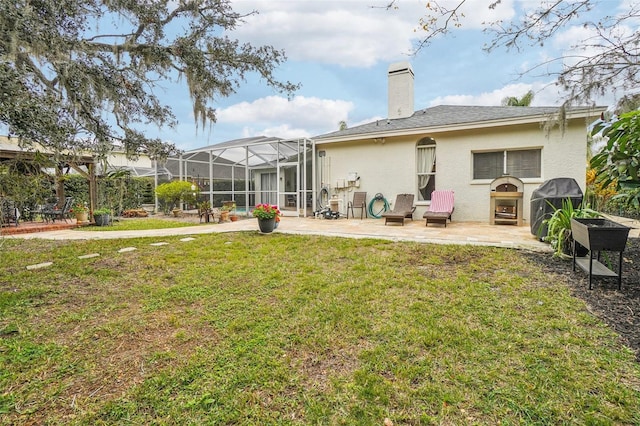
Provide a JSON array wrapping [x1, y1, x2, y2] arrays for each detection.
[[368, 193, 389, 218], [317, 187, 329, 209]]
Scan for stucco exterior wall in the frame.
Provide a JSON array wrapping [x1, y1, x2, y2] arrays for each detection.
[[316, 118, 589, 225], [435, 121, 588, 224], [108, 151, 153, 169], [317, 137, 417, 215]]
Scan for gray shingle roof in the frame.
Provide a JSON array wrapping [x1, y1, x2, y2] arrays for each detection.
[[313, 105, 602, 140]]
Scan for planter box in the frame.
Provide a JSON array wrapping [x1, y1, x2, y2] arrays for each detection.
[[570, 218, 630, 252], [570, 218, 631, 290]]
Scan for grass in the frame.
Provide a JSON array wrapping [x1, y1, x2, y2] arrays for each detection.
[[1, 232, 639, 424], [79, 218, 200, 231]]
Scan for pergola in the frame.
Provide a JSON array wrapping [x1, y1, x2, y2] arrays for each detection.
[[161, 136, 315, 216], [0, 136, 99, 213]]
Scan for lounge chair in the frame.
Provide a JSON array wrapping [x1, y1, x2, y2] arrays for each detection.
[[423, 190, 455, 227], [382, 193, 415, 225], [347, 191, 367, 219]]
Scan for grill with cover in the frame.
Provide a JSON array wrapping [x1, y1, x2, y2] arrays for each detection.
[[530, 177, 583, 238]]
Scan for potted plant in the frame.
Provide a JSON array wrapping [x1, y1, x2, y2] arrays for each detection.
[[72, 202, 89, 223], [252, 204, 281, 233], [228, 202, 239, 221], [220, 204, 232, 222], [93, 207, 112, 226]]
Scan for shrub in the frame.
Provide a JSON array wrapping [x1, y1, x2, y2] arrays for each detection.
[[155, 181, 198, 213]]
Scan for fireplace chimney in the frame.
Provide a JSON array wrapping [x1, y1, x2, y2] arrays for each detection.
[[388, 62, 414, 119]]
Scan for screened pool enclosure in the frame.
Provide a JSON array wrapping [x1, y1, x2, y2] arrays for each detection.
[[160, 137, 315, 216]]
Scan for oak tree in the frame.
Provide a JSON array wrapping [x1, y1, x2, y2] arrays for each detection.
[[399, 0, 639, 108], [0, 0, 298, 161]]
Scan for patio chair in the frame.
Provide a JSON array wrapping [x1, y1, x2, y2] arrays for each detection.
[[423, 190, 455, 227], [41, 197, 74, 223], [1, 198, 19, 227], [382, 193, 415, 225], [347, 191, 367, 219], [199, 206, 214, 223]]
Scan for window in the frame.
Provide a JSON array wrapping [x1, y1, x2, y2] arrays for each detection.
[[473, 149, 541, 180], [417, 137, 436, 201]]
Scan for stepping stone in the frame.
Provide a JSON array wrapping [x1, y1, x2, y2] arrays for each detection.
[[118, 247, 137, 253], [150, 242, 169, 246], [26, 262, 53, 270], [78, 253, 100, 259], [180, 237, 196, 242]]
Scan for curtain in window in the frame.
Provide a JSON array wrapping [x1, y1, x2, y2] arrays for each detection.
[[418, 146, 436, 190]]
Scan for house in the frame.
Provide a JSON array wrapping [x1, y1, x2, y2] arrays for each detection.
[[312, 62, 605, 224]]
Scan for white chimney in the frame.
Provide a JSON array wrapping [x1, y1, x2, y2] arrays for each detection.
[[388, 62, 414, 119]]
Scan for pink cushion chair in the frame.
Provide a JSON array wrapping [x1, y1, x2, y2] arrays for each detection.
[[423, 190, 455, 227]]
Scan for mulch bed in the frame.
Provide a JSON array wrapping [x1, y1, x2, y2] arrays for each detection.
[[524, 238, 640, 362]]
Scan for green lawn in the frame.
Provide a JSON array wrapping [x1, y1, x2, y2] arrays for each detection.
[[1, 233, 639, 424], [79, 218, 199, 231]]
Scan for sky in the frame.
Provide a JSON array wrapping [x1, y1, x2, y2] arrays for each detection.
[[154, 0, 625, 151], [5, 0, 631, 151]]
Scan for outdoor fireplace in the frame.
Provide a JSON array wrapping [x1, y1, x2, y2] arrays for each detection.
[[490, 176, 524, 226]]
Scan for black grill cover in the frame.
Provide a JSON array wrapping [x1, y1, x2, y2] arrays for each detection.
[[530, 178, 583, 238]]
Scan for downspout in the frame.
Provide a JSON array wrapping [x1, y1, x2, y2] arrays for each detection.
[[209, 150, 214, 208], [311, 138, 316, 213], [244, 146, 250, 216]]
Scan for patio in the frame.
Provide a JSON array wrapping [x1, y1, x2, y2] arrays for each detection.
[[4, 215, 555, 251]]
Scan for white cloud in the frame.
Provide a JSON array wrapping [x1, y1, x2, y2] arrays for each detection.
[[428, 81, 565, 106], [218, 95, 354, 137], [228, 1, 518, 67], [428, 78, 616, 108], [230, 2, 417, 66]]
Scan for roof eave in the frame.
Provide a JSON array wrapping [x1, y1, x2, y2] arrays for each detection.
[[313, 107, 606, 144]]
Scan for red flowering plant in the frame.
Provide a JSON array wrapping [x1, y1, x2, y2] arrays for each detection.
[[252, 204, 281, 221], [70, 202, 88, 213]]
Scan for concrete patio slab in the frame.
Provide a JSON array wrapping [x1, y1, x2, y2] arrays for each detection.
[[7, 216, 555, 251]]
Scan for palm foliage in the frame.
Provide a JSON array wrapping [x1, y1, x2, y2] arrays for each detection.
[[542, 198, 598, 257]]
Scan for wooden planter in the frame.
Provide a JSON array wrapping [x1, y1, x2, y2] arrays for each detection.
[[75, 212, 88, 223], [570, 218, 631, 289]]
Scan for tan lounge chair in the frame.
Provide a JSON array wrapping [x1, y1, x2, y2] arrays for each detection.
[[423, 190, 455, 227], [382, 193, 415, 225]]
